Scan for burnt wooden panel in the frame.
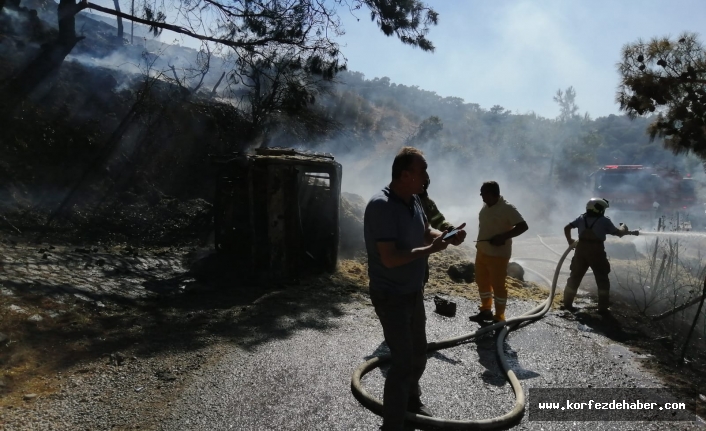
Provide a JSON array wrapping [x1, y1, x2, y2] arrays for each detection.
[[212, 149, 342, 282]]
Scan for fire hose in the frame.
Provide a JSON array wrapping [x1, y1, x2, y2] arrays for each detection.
[[350, 243, 575, 430], [351, 232, 639, 429]]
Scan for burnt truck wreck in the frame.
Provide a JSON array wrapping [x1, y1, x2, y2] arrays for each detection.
[[212, 148, 342, 280]]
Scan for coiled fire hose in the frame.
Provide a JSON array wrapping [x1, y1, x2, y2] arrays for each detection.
[[350, 242, 576, 430]]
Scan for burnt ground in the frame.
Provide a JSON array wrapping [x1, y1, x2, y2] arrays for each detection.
[[1, 235, 706, 427]]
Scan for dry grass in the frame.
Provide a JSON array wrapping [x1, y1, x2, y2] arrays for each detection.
[[336, 245, 563, 309], [0, 297, 80, 406]]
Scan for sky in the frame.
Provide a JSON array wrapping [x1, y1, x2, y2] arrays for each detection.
[[334, 0, 706, 119]]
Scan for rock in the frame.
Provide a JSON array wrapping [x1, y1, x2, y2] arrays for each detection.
[[447, 261, 474, 283], [507, 262, 525, 281], [156, 370, 177, 382], [28, 314, 43, 322], [9, 304, 27, 314], [0, 332, 8, 343], [578, 323, 593, 333], [23, 393, 38, 401], [110, 352, 126, 366], [73, 293, 93, 302], [433, 296, 456, 317]]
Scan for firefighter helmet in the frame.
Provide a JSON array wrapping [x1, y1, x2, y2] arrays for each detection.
[[586, 198, 610, 214]]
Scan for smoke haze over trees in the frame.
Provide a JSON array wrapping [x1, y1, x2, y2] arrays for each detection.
[[0, 1, 705, 242]]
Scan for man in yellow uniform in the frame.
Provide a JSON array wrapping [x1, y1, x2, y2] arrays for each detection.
[[469, 181, 529, 323]]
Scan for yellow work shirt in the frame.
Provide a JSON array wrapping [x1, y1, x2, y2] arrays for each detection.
[[476, 196, 525, 258]]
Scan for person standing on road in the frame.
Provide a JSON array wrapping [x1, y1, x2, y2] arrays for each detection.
[[363, 147, 466, 431], [562, 198, 630, 313], [418, 177, 455, 286], [469, 181, 528, 324], [419, 178, 454, 233]]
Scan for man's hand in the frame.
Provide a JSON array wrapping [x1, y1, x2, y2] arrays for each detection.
[[446, 222, 467, 246], [430, 233, 450, 253], [489, 234, 506, 246], [568, 239, 578, 249], [617, 223, 630, 237]]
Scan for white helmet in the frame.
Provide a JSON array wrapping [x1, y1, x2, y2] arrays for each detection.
[[586, 198, 610, 214]]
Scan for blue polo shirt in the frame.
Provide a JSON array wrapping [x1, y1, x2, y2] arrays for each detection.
[[570, 214, 619, 241], [364, 186, 428, 295]]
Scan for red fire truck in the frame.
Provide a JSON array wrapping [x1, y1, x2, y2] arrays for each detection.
[[588, 165, 703, 229]]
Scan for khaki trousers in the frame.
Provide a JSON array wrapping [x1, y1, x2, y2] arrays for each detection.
[[474, 249, 510, 321]]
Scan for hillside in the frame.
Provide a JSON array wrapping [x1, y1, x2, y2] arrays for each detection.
[[1, 0, 705, 244]]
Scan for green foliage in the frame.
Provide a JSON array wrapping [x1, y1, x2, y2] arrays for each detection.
[[360, 0, 439, 51], [142, 5, 166, 37], [405, 115, 442, 145], [617, 32, 706, 162], [130, 0, 440, 84]]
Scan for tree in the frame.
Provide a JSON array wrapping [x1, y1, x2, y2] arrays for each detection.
[[489, 104, 510, 116], [227, 46, 339, 145], [1, 0, 439, 111], [113, 0, 124, 39], [553, 86, 579, 122], [0, 0, 85, 112], [617, 33, 706, 161], [549, 86, 599, 187], [404, 115, 443, 145]]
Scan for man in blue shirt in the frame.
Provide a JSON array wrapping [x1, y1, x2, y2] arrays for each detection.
[[363, 147, 466, 431], [563, 197, 630, 313]]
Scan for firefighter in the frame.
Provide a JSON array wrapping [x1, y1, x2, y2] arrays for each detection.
[[562, 198, 630, 313], [419, 178, 454, 285], [419, 178, 454, 232]]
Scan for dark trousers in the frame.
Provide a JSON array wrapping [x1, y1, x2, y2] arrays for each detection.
[[564, 242, 611, 309], [370, 288, 427, 431]]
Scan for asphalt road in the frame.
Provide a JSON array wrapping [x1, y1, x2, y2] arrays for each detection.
[[158, 293, 704, 431]]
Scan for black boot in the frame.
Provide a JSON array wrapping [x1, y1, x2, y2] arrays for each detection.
[[468, 309, 493, 323]]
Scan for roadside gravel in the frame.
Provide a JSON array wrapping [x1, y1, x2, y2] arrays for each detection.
[[4, 295, 703, 431]]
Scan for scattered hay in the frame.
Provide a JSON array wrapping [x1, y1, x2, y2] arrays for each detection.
[[335, 243, 561, 309], [339, 193, 366, 257]]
